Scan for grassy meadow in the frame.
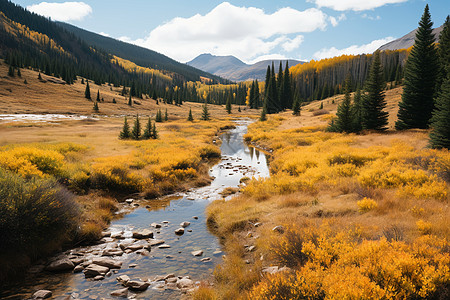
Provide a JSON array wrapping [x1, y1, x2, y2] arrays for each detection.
[[0, 63, 259, 281], [201, 99, 450, 299]]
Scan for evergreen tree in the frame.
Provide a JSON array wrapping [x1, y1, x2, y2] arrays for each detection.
[[164, 109, 168, 121], [201, 102, 210, 120], [226, 93, 232, 114], [151, 122, 158, 139], [429, 75, 450, 149], [319, 102, 323, 110], [187, 108, 194, 121], [96, 90, 100, 102], [254, 79, 260, 108], [292, 95, 302, 116], [143, 117, 152, 139], [249, 81, 255, 108], [351, 88, 363, 132], [93, 101, 99, 112], [264, 66, 271, 98], [332, 74, 353, 133], [112, 98, 116, 103], [437, 16, 450, 92], [277, 62, 283, 105], [131, 114, 141, 140], [155, 109, 162, 122], [8, 66, 14, 77], [128, 93, 132, 106], [260, 101, 267, 121], [121, 86, 127, 96], [81, 78, 84, 84], [24, 79, 28, 84], [119, 117, 130, 139], [396, 5, 439, 129], [17, 68, 21, 77], [38, 72, 42, 80], [362, 51, 389, 131], [282, 61, 293, 109], [85, 81, 91, 100]]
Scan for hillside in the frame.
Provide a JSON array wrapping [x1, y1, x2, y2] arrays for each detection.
[[188, 53, 303, 81], [378, 25, 443, 51]]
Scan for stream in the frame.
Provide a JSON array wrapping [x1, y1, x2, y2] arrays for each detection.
[[0, 120, 270, 300]]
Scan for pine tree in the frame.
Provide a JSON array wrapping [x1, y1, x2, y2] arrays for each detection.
[[85, 81, 91, 100], [119, 117, 130, 139], [277, 62, 283, 105], [112, 98, 116, 104], [201, 102, 210, 120], [93, 101, 99, 112], [362, 51, 389, 131], [429, 75, 450, 149], [282, 61, 293, 109], [260, 101, 267, 121], [187, 108, 194, 121], [319, 102, 323, 110], [151, 122, 158, 139], [292, 95, 302, 116], [437, 16, 450, 92], [131, 114, 141, 140], [38, 72, 42, 80], [96, 90, 100, 102], [8, 66, 14, 77], [17, 68, 21, 77], [155, 109, 162, 122], [81, 78, 85, 84], [333, 74, 353, 133], [396, 5, 439, 129], [142, 117, 152, 139], [249, 81, 255, 108], [128, 93, 132, 106], [254, 79, 260, 108], [226, 93, 232, 114], [121, 86, 127, 96], [351, 88, 363, 132], [164, 109, 168, 121]]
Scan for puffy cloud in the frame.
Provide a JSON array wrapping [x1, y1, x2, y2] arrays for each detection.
[[247, 54, 289, 65], [313, 37, 395, 59], [99, 32, 110, 37], [27, 2, 92, 22], [122, 2, 327, 63], [309, 0, 408, 11]]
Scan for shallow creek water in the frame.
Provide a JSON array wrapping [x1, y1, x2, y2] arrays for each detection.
[[1, 119, 270, 300]]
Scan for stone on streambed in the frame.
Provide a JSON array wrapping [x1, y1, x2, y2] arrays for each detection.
[[110, 288, 128, 298], [177, 277, 194, 289], [175, 228, 185, 235], [151, 222, 162, 228], [102, 248, 124, 256], [125, 199, 134, 204], [92, 257, 122, 269], [83, 264, 109, 278], [132, 229, 153, 239], [32, 290, 52, 299], [126, 280, 150, 291], [149, 239, 165, 246], [73, 265, 84, 273], [180, 221, 191, 228], [191, 250, 203, 257], [46, 258, 75, 272], [117, 275, 130, 284]]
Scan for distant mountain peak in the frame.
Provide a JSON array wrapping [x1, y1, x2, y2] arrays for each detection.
[[378, 25, 443, 51]]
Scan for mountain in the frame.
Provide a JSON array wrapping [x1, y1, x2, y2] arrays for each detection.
[[56, 23, 226, 83], [378, 25, 443, 51], [188, 54, 304, 82]]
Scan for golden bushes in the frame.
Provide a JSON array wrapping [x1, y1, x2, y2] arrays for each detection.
[[357, 197, 378, 212]]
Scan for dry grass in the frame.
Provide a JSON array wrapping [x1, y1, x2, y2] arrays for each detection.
[[203, 108, 450, 299]]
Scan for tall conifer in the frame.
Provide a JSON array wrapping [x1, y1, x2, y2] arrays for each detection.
[[362, 51, 389, 131], [351, 88, 363, 132], [119, 117, 130, 139], [131, 115, 141, 140], [226, 94, 232, 114], [85, 81, 91, 100], [333, 74, 354, 133], [282, 61, 293, 109], [254, 79, 260, 108], [396, 5, 439, 129], [143, 118, 152, 139], [429, 76, 450, 149]]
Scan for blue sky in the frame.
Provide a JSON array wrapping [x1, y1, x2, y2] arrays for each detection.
[[10, 0, 450, 63]]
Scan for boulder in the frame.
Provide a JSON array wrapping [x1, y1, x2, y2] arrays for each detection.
[[110, 231, 124, 239], [151, 222, 162, 228], [175, 228, 185, 235], [33, 290, 52, 299], [93, 275, 104, 281], [132, 229, 153, 239], [180, 221, 191, 228], [125, 198, 134, 204], [83, 264, 109, 277], [92, 257, 122, 269], [73, 265, 84, 273], [177, 278, 194, 289], [126, 280, 150, 291], [46, 259, 75, 272], [110, 288, 128, 298], [191, 250, 203, 257]]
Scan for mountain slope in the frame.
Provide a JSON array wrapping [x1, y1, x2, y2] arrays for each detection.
[[57, 22, 226, 83], [378, 25, 443, 51], [188, 54, 303, 82]]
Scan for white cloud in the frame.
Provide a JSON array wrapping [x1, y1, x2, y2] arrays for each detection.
[[27, 2, 92, 22], [362, 14, 381, 20], [99, 32, 110, 37], [248, 54, 289, 65], [309, 0, 408, 11], [313, 37, 395, 60], [121, 2, 327, 63], [329, 13, 346, 27]]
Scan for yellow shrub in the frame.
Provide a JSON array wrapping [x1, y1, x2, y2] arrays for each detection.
[[416, 220, 432, 235], [357, 197, 378, 213]]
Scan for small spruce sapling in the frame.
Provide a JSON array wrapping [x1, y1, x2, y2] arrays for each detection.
[[188, 108, 194, 121], [131, 115, 141, 140], [201, 102, 210, 121], [119, 117, 130, 139]]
